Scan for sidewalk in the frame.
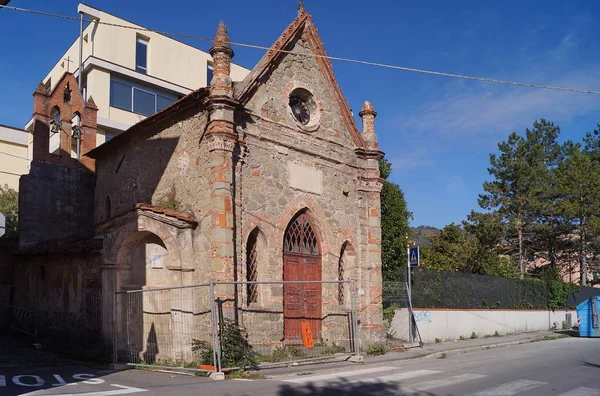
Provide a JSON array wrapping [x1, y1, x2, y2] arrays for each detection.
[[261, 330, 569, 379]]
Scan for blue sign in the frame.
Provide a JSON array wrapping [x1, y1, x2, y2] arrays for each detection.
[[408, 247, 420, 267]]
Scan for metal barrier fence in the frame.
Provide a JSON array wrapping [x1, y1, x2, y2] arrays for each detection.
[[114, 284, 215, 373], [9, 305, 37, 342], [9, 289, 111, 361], [115, 280, 360, 374]]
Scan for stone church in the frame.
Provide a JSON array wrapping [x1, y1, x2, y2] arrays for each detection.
[[16, 6, 385, 359]]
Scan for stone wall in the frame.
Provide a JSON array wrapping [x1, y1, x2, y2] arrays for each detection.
[[94, 107, 213, 277], [0, 240, 16, 326], [12, 253, 102, 336], [235, 26, 384, 344], [19, 161, 96, 248]]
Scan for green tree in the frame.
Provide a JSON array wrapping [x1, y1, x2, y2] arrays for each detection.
[[421, 223, 480, 272], [555, 144, 600, 286], [0, 184, 18, 240], [479, 120, 560, 278], [379, 158, 413, 281]]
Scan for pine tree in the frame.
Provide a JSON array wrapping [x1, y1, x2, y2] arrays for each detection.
[[555, 144, 600, 286]]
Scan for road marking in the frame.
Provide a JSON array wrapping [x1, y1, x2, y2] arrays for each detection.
[[558, 388, 600, 396], [13, 375, 44, 387], [407, 373, 486, 392], [0, 375, 5, 387], [470, 379, 547, 395], [280, 366, 399, 384], [346, 369, 442, 385], [21, 384, 147, 396]]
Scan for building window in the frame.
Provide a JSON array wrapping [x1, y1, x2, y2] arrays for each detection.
[[207, 62, 214, 86], [109, 76, 178, 116], [246, 228, 261, 305], [338, 249, 345, 305], [136, 36, 148, 74]]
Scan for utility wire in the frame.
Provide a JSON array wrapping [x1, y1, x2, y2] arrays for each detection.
[[3, 4, 600, 95]]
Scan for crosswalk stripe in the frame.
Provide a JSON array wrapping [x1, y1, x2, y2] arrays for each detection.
[[346, 369, 442, 385], [280, 366, 399, 384], [470, 379, 547, 395], [407, 373, 487, 392], [558, 388, 600, 396]]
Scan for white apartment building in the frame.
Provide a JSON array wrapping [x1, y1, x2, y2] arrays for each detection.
[[24, 3, 249, 155], [0, 124, 28, 189]]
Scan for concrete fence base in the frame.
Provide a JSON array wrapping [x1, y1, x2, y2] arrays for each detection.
[[391, 308, 576, 343]]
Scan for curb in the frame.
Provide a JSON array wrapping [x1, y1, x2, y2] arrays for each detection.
[[420, 340, 530, 359], [264, 335, 566, 380]]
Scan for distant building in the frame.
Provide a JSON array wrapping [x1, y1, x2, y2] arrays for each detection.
[[24, 3, 249, 158], [0, 124, 28, 189]]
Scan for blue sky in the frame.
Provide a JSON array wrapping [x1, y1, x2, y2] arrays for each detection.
[[2, 0, 600, 228]]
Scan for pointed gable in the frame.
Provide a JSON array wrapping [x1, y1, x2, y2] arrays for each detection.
[[235, 10, 365, 150]]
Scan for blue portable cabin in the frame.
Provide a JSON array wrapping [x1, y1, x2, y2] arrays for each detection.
[[577, 296, 600, 337]]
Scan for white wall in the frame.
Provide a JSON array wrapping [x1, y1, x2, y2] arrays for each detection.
[[391, 308, 576, 343]]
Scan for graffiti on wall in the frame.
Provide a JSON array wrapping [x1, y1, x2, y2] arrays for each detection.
[[414, 311, 432, 323]]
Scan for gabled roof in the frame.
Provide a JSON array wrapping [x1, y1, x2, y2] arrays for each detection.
[[234, 9, 366, 150]]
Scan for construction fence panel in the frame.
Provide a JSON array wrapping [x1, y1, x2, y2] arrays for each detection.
[[216, 280, 360, 370], [116, 280, 360, 373], [115, 284, 216, 373]]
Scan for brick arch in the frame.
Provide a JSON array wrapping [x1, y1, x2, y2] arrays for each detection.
[[277, 197, 334, 258], [107, 219, 182, 271]]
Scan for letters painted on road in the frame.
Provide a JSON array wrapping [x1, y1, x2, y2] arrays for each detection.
[[1, 373, 105, 387], [13, 375, 44, 387]]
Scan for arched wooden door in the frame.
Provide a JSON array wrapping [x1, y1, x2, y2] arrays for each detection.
[[283, 212, 322, 343]]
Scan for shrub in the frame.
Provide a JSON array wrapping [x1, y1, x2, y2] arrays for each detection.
[[470, 332, 478, 339], [365, 343, 386, 356], [435, 338, 442, 343], [192, 319, 258, 370]]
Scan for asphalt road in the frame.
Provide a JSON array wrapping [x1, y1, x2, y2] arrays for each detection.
[[2, 337, 598, 395]]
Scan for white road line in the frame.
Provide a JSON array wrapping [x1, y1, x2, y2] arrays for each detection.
[[30, 384, 148, 396], [407, 373, 487, 392], [280, 366, 399, 384], [470, 379, 547, 395], [346, 370, 442, 385], [558, 388, 600, 396]]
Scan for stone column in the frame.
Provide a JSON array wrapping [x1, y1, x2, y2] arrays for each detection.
[[357, 101, 386, 345], [206, 21, 238, 318]]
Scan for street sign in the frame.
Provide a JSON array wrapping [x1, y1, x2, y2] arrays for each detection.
[[408, 246, 419, 267], [0, 212, 5, 237]]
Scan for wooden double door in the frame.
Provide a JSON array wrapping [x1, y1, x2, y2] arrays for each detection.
[[283, 213, 322, 343]]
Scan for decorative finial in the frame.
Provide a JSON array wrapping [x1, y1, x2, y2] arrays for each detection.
[[210, 21, 234, 57], [298, 0, 305, 16]]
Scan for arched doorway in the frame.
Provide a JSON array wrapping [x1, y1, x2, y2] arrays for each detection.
[[283, 212, 322, 343]]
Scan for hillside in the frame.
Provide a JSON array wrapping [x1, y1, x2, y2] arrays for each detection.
[[409, 225, 440, 247]]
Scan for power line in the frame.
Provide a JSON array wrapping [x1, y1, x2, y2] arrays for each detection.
[[3, 4, 600, 95]]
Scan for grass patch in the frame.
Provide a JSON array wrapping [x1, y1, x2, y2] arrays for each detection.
[[484, 331, 502, 338], [226, 371, 265, 380], [530, 335, 569, 343]]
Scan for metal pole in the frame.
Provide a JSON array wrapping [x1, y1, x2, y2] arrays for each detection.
[[112, 292, 117, 365], [209, 281, 221, 374], [407, 249, 413, 343], [350, 280, 360, 356]]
